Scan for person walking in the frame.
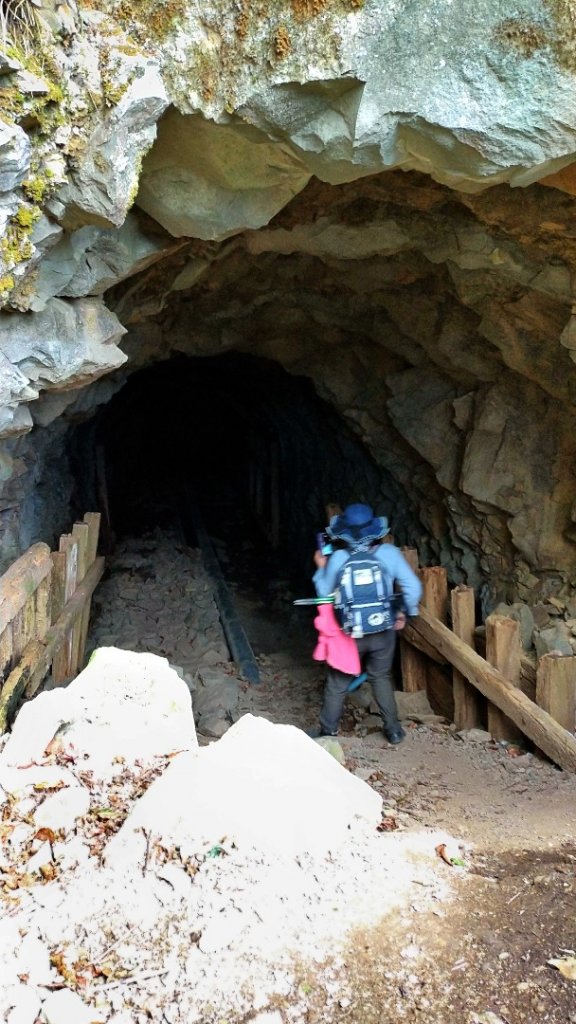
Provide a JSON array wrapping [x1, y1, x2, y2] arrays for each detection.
[[309, 503, 422, 744]]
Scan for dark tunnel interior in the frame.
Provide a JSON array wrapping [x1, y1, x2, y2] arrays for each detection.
[[70, 352, 411, 593]]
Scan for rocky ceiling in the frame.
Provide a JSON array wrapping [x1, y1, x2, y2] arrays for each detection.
[[1, 0, 576, 607]]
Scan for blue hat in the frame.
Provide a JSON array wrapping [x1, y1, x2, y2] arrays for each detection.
[[326, 503, 389, 547]]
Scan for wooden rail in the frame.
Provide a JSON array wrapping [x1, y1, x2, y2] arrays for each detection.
[[399, 550, 576, 772], [0, 512, 103, 731]]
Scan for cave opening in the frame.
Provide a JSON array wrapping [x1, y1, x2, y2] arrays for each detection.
[[70, 350, 420, 596]]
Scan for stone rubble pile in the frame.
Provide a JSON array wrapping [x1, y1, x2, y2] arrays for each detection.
[[0, 649, 462, 1024], [86, 531, 242, 739], [491, 596, 576, 659]]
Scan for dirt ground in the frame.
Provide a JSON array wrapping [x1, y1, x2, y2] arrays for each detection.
[[220, 535, 576, 1024], [88, 513, 576, 1024]]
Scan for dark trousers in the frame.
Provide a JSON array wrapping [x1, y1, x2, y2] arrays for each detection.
[[319, 630, 399, 735]]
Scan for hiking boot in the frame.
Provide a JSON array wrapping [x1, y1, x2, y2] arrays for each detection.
[[384, 726, 406, 745], [306, 727, 338, 739]]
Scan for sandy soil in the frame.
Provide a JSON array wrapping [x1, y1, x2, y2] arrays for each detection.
[[226, 553, 576, 1024], [83, 521, 576, 1024]]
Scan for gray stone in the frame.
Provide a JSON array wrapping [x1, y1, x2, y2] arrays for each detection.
[[194, 677, 239, 717], [458, 728, 493, 744], [57, 61, 168, 229], [0, 122, 30, 192], [137, 110, 310, 240], [24, 213, 167, 312], [0, 298, 127, 437], [197, 714, 231, 739], [314, 736, 346, 764], [534, 624, 574, 659]]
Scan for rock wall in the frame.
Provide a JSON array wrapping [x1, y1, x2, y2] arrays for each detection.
[[1, 1, 576, 604]]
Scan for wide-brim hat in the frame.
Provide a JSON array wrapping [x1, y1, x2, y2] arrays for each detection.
[[326, 503, 389, 546]]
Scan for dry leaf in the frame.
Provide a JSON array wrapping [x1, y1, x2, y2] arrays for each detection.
[[39, 863, 58, 881], [435, 843, 453, 865], [44, 735, 65, 757], [34, 827, 57, 844], [377, 817, 399, 832], [435, 843, 466, 867], [0, 823, 15, 844], [94, 807, 121, 819], [33, 780, 65, 792], [548, 956, 576, 980]]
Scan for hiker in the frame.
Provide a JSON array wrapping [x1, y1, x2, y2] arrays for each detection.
[[309, 503, 422, 744]]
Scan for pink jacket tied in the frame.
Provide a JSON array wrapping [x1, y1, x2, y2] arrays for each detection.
[[312, 603, 361, 675]]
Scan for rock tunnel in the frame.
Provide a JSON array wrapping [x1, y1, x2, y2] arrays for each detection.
[[3, 0, 576, 629]]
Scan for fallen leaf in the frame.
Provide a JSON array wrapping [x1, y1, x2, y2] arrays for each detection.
[[33, 781, 66, 792], [435, 843, 466, 867], [93, 807, 122, 819], [34, 827, 57, 844], [548, 956, 576, 980], [44, 735, 65, 758], [0, 823, 15, 844], [39, 863, 58, 881], [436, 843, 452, 865], [377, 817, 398, 832]]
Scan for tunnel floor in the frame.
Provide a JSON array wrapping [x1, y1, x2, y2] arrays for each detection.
[[82, 525, 576, 1023]]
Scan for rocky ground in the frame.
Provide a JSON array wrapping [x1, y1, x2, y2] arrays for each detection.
[[2, 523, 576, 1024]]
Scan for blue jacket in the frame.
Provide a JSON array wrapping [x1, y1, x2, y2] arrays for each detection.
[[313, 544, 422, 617]]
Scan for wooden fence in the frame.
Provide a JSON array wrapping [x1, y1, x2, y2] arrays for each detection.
[[0, 512, 105, 731], [400, 549, 576, 772]]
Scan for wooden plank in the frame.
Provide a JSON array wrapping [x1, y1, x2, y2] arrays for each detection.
[[33, 570, 52, 641], [77, 512, 101, 669], [536, 653, 576, 732], [421, 566, 453, 713], [0, 639, 47, 731], [427, 662, 455, 721], [51, 535, 78, 684], [486, 614, 523, 744], [70, 521, 89, 675], [50, 551, 66, 627], [0, 542, 52, 634], [84, 512, 101, 566], [400, 637, 429, 692], [451, 585, 483, 730], [421, 566, 448, 622], [409, 607, 576, 772], [403, 622, 447, 665], [0, 624, 13, 688], [399, 548, 427, 693], [0, 557, 105, 730]]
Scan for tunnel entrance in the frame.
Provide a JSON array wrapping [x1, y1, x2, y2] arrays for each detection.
[[72, 350, 414, 596]]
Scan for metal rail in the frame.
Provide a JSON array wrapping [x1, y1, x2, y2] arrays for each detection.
[[179, 491, 261, 685]]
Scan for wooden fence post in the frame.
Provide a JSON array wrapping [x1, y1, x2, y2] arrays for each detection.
[[486, 614, 523, 743], [51, 535, 78, 684], [407, 607, 576, 771], [70, 520, 89, 675], [421, 565, 454, 720], [421, 566, 449, 623], [399, 548, 428, 692], [451, 585, 483, 730], [536, 653, 576, 732], [77, 512, 101, 667]]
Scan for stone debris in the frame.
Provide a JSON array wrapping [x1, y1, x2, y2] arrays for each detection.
[[0, 647, 462, 1024], [87, 532, 236, 737]]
